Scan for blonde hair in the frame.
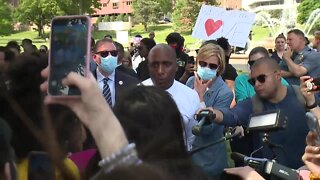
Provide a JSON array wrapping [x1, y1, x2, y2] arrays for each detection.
[[123, 51, 133, 68], [196, 43, 225, 75]]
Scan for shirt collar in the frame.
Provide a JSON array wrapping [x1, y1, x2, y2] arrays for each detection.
[[97, 68, 115, 83]]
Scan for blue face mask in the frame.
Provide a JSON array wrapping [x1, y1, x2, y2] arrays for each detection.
[[197, 66, 217, 81], [100, 55, 118, 74]]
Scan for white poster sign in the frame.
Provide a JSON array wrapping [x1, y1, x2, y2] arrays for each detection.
[[192, 5, 256, 48]]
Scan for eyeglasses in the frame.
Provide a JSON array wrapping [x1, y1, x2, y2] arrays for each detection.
[[248, 72, 275, 86], [96, 50, 118, 57], [198, 61, 219, 70], [248, 61, 255, 66]]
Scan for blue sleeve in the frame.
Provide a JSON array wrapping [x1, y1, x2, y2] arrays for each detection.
[[186, 76, 194, 89], [302, 53, 320, 73], [218, 99, 253, 127], [212, 89, 233, 110]]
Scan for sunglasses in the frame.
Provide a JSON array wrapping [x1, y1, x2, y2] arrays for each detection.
[[198, 61, 219, 70], [248, 61, 255, 66], [96, 50, 118, 57], [248, 72, 275, 86]]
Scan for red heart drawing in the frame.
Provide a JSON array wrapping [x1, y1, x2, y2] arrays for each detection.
[[205, 19, 223, 37]]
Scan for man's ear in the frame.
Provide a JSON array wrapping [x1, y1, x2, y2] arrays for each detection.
[[92, 54, 99, 64]]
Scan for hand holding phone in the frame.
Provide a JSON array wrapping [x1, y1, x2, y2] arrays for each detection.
[[48, 15, 91, 96], [306, 112, 320, 146], [306, 77, 320, 92]]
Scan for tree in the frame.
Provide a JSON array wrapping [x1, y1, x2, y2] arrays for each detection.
[[155, 0, 172, 15], [55, 0, 101, 15], [0, 0, 13, 35], [132, 0, 161, 31], [103, 15, 110, 22], [15, 0, 62, 38], [173, 0, 218, 33], [297, 0, 320, 24], [297, 0, 320, 33]]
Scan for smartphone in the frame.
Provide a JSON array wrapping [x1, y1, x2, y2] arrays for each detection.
[[305, 112, 320, 145], [28, 151, 55, 180], [306, 77, 320, 92], [48, 15, 91, 96]]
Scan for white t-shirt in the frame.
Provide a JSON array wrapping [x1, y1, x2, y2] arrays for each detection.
[[142, 78, 200, 151]]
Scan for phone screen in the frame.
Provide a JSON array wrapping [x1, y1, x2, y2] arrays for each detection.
[[48, 16, 90, 96], [28, 152, 55, 180]]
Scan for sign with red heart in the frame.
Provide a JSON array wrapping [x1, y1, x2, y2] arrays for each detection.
[[205, 19, 223, 36], [192, 5, 256, 48]]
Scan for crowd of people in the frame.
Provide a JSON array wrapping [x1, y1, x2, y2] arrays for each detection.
[[0, 28, 320, 180]]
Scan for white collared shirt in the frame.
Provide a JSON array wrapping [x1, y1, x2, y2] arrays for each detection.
[[97, 68, 115, 107], [142, 78, 200, 151]]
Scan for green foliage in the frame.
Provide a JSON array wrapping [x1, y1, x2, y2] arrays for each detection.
[[297, 1, 320, 34], [155, 0, 172, 14], [110, 15, 114, 22], [172, 0, 219, 33], [173, 0, 201, 33], [0, 0, 13, 36], [269, 9, 282, 19], [132, 0, 161, 31], [55, 0, 101, 15], [103, 15, 110, 22], [297, 0, 320, 23], [123, 14, 129, 22], [116, 14, 122, 21], [15, 0, 62, 38], [97, 16, 103, 23]]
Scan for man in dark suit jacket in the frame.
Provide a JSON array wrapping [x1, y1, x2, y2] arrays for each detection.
[[85, 38, 139, 149], [92, 38, 139, 107]]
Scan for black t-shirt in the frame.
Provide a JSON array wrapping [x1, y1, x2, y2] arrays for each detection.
[[136, 60, 150, 81], [116, 65, 139, 79], [175, 52, 189, 80], [271, 51, 282, 64], [222, 64, 238, 81]]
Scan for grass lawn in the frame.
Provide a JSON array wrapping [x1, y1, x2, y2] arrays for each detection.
[[0, 24, 274, 49]]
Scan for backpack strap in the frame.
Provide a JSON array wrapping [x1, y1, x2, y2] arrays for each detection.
[[251, 85, 305, 113]]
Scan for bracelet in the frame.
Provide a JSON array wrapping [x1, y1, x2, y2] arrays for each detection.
[[310, 172, 320, 180], [306, 101, 318, 110], [98, 143, 141, 173]]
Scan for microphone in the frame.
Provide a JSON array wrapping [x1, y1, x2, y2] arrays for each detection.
[[231, 152, 299, 180], [192, 117, 206, 135], [192, 110, 216, 135]]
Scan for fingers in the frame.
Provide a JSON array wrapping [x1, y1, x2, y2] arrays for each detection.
[[41, 66, 49, 79], [62, 72, 97, 93], [306, 132, 318, 146], [224, 166, 243, 175], [40, 81, 48, 92], [300, 76, 311, 83]]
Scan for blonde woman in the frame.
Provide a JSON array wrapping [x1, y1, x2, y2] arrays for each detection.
[[186, 43, 233, 179]]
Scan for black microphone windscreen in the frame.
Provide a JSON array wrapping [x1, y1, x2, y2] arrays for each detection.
[[231, 152, 246, 164]]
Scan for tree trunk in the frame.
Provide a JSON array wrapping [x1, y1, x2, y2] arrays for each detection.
[[143, 22, 148, 32]]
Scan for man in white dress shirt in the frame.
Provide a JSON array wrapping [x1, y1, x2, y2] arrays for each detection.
[[141, 44, 200, 150]]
